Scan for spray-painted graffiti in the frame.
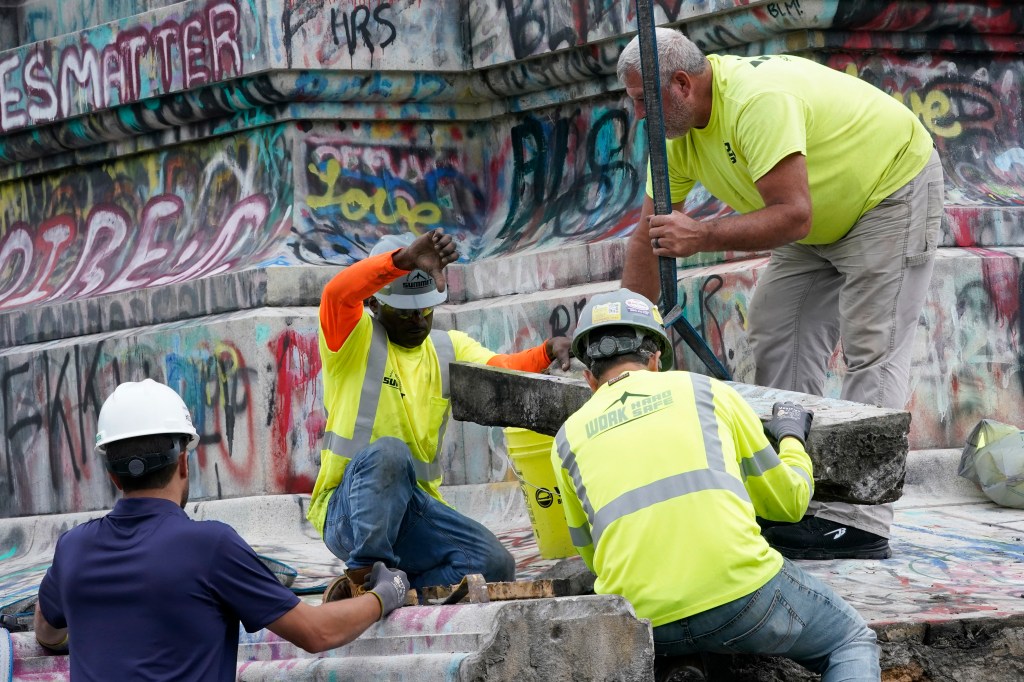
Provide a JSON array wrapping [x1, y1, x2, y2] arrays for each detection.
[[0, 313, 324, 518], [282, 0, 397, 67], [490, 105, 644, 255], [0, 0, 245, 133], [906, 250, 1024, 449], [328, 3, 397, 58], [832, 1, 1024, 34], [268, 330, 324, 493], [480, 40, 622, 97], [294, 100, 647, 263], [280, 0, 463, 70], [830, 54, 1024, 243], [478, 0, 687, 63], [293, 124, 486, 264], [0, 125, 293, 311]]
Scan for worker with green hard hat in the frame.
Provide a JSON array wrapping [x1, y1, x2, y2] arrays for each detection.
[[553, 288, 881, 680]]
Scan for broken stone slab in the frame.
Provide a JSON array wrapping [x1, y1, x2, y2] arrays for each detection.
[[449, 362, 910, 505], [11, 595, 655, 682]]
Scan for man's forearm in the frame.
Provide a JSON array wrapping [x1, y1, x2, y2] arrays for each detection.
[[620, 196, 661, 303], [486, 343, 550, 373], [33, 604, 68, 652], [698, 203, 810, 253], [267, 594, 382, 654], [323, 251, 405, 306]]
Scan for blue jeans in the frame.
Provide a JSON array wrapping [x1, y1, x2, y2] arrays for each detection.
[[322, 437, 516, 589], [653, 560, 880, 681]]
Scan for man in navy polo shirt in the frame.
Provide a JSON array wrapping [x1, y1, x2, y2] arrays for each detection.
[[33, 379, 409, 681]]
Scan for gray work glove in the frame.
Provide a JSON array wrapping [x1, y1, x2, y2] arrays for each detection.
[[765, 401, 813, 446], [364, 561, 410, 619]]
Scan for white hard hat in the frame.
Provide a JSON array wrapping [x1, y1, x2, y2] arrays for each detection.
[[95, 379, 200, 455], [369, 233, 448, 309]]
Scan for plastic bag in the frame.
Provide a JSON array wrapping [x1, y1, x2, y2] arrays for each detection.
[[959, 419, 1024, 509]]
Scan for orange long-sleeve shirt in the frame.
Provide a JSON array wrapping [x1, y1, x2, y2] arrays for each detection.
[[320, 250, 553, 371], [307, 250, 557, 531]]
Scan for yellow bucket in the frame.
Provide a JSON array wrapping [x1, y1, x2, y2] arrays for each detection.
[[504, 427, 576, 560]]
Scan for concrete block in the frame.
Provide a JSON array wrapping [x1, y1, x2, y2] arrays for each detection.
[[449, 362, 910, 505], [0, 270, 268, 347], [263, 266, 337, 308]]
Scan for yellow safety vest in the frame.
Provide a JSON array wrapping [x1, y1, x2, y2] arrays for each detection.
[[552, 370, 813, 627], [307, 314, 493, 534]]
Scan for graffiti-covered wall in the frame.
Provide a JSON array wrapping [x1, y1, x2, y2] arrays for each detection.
[[0, 0, 255, 137], [0, 126, 294, 311], [830, 54, 1024, 246], [0, 309, 324, 517]]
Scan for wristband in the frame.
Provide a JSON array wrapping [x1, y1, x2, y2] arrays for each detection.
[[37, 632, 69, 652]]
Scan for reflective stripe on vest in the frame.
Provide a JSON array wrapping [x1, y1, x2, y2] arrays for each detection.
[[322, 322, 455, 482], [741, 445, 782, 479], [568, 523, 593, 548], [741, 444, 814, 494], [691, 374, 726, 472], [592, 468, 749, 546], [556, 426, 596, 528], [555, 373, 754, 549]]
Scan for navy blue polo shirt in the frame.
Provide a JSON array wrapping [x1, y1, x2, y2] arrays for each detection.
[[37, 497, 300, 682]]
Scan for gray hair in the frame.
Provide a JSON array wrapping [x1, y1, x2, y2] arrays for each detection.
[[617, 27, 708, 84]]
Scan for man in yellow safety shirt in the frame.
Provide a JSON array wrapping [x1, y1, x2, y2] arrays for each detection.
[[309, 229, 572, 600], [553, 289, 880, 680], [618, 28, 943, 560]]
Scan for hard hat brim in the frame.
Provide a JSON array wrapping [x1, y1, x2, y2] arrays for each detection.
[[375, 287, 448, 309], [96, 429, 200, 455]]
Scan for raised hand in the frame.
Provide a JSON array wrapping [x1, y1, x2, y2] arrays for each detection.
[[392, 229, 459, 292]]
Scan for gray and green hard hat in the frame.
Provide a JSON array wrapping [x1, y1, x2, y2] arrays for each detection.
[[572, 288, 674, 371], [369, 233, 448, 309]]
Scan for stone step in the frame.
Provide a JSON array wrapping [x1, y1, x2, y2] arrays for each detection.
[[10, 596, 655, 682], [449, 362, 910, 505]]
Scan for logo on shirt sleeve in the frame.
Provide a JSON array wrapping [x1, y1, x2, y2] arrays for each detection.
[[724, 142, 737, 164], [382, 371, 406, 398]]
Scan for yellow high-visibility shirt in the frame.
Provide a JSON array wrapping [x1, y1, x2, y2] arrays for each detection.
[[306, 314, 495, 535], [552, 370, 813, 627], [648, 53, 934, 244]]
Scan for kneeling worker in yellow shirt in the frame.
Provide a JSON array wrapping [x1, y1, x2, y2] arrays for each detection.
[[553, 289, 880, 680]]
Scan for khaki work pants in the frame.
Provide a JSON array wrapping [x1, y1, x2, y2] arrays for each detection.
[[749, 149, 944, 538]]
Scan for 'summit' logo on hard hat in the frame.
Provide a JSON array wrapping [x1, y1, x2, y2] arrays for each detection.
[[403, 272, 432, 290]]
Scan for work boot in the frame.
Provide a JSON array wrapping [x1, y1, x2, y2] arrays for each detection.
[[322, 566, 374, 603], [761, 516, 891, 560]]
